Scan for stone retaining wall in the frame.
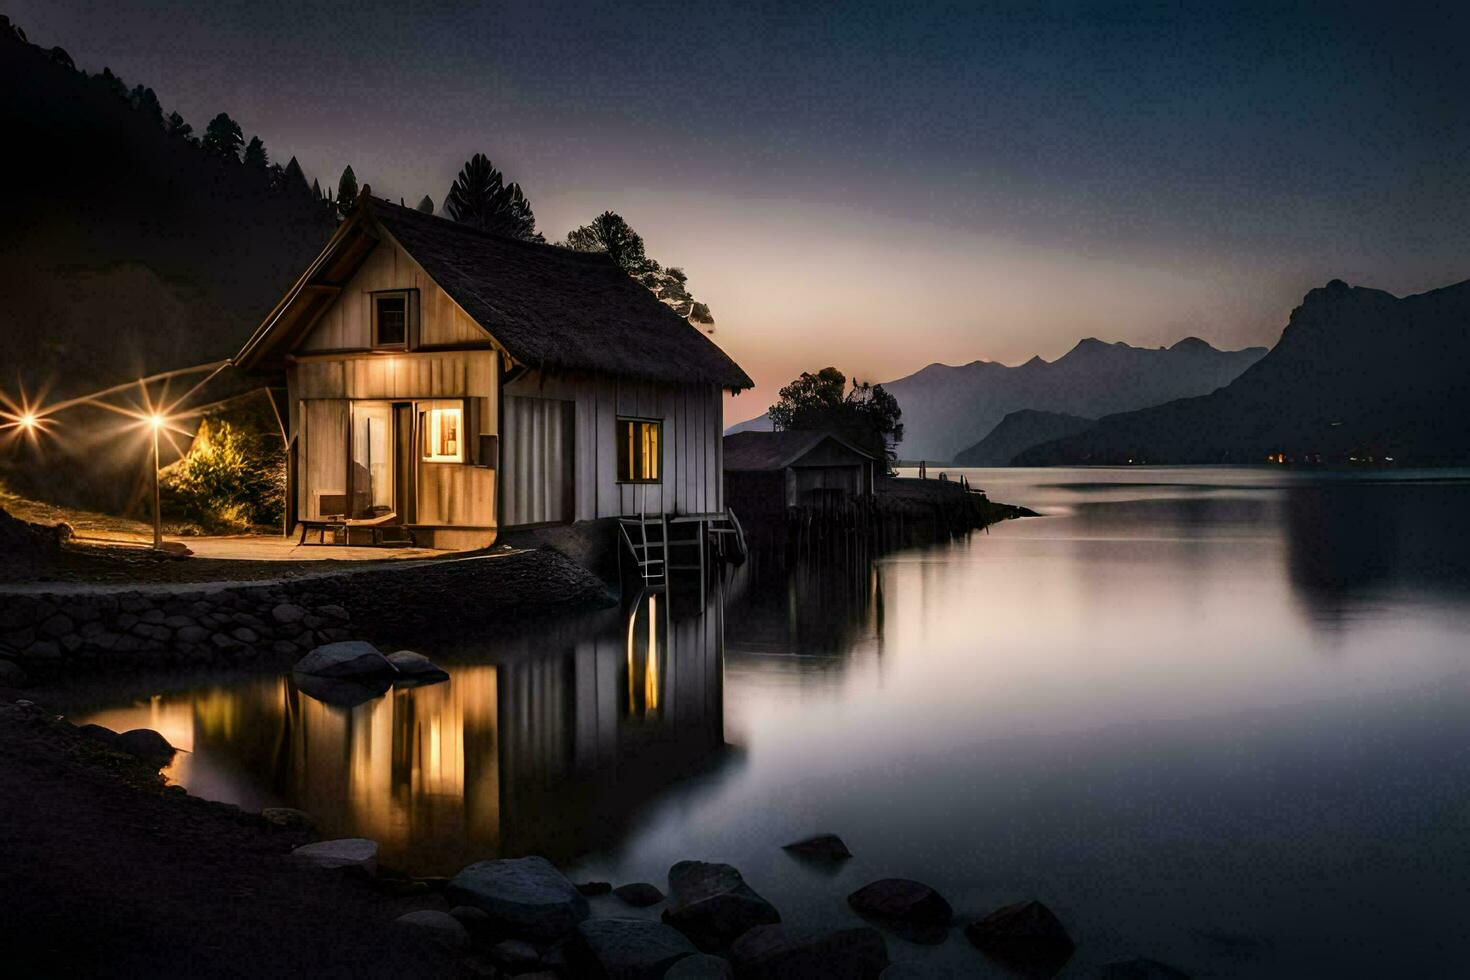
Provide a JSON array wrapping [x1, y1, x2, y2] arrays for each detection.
[[0, 550, 614, 678]]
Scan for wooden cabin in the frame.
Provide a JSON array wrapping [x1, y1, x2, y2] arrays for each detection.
[[722, 430, 878, 520], [234, 195, 752, 550]]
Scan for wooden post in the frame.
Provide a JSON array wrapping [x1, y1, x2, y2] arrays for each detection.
[[151, 424, 163, 550]]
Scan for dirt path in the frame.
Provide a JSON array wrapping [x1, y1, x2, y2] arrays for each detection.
[[0, 698, 469, 978]]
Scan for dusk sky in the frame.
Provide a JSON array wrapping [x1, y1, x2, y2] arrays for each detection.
[[14, 0, 1470, 423]]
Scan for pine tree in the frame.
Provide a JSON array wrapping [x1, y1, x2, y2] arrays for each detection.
[[336, 166, 358, 217], [416, 195, 435, 214], [243, 136, 268, 169], [201, 112, 245, 161], [311, 177, 322, 199], [282, 157, 310, 196], [163, 111, 192, 141], [128, 84, 163, 124], [444, 153, 538, 240]]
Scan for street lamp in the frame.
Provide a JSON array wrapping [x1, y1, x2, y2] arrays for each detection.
[[148, 413, 165, 550]]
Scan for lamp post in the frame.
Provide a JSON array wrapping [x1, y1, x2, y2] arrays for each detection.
[[149, 413, 165, 550]]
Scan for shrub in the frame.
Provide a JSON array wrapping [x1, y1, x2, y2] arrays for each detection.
[[161, 396, 284, 531]]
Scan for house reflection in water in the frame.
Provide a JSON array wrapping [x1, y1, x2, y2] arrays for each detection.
[[76, 591, 729, 875]]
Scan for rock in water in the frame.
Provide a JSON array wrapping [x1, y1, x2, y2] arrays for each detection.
[[665, 954, 735, 979], [386, 650, 450, 680], [113, 728, 176, 768], [847, 879, 953, 927], [293, 640, 397, 678], [964, 899, 1074, 977], [781, 833, 853, 862], [260, 807, 316, 832], [662, 860, 781, 951], [577, 881, 614, 896], [77, 723, 119, 746], [731, 923, 888, 980], [292, 673, 391, 708], [1098, 958, 1193, 979], [573, 918, 698, 980], [446, 855, 588, 943], [291, 838, 378, 874], [394, 910, 471, 950], [613, 882, 665, 907], [964, 899, 1072, 947]]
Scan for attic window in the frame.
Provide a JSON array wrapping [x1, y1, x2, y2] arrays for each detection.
[[373, 292, 408, 349], [617, 418, 661, 484]]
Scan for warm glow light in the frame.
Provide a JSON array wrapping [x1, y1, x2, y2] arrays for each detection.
[[19, 413, 36, 430], [149, 413, 166, 430]]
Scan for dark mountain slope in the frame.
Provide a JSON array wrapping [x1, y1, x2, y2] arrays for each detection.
[[1016, 279, 1470, 465], [954, 410, 1096, 466], [730, 337, 1266, 461]]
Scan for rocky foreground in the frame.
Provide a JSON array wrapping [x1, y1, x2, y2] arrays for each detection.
[[0, 691, 1190, 979]]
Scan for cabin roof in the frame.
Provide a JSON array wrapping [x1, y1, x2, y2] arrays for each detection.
[[722, 430, 879, 471], [236, 196, 753, 390]]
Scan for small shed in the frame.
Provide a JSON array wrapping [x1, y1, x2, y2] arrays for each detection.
[[723, 430, 878, 519]]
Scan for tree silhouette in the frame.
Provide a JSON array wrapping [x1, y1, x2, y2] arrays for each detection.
[[564, 211, 715, 328], [243, 136, 268, 170], [336, 165, 358, 216], [128, 84, 162, 125], [416, 195, 435, 214], [202, 112, 244, 161], [768, 367, 904, 462], [311, 177, 322, 199], [93, 67, 127, 101], [281, 157, 310, 196], [163, 111, 192, 141], [444, 153, 539, 240]]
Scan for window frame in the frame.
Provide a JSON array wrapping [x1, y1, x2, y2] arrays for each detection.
[[420, 400, 466, 464], [371, 290, 411, 350], [616, 416, 663, 485]]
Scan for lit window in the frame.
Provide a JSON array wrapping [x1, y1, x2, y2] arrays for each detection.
[[422, 405, 463, 462], [374, 293, 408, 348], [617, 418, 660, 483]]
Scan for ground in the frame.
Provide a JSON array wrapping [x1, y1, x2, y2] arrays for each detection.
[[0, 699, 473, 978]]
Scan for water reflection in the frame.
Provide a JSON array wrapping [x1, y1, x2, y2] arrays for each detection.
[[77, 591, 729, 874]]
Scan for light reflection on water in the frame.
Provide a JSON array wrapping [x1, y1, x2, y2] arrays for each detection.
[[73, 467, 1470, 977]]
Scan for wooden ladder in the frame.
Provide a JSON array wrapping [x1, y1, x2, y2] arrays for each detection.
[[618, 513, 670, 592]]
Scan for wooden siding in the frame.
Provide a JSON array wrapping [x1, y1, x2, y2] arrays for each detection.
[[297, 238, 487, 351], [300, 399, 348, 520], [502, 371, 723, 523]]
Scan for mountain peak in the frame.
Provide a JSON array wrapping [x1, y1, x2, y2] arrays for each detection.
[[1169, 336, 1216, 353]]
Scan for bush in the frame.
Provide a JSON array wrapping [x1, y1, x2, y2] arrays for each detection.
[[160, 395, 284, 531]]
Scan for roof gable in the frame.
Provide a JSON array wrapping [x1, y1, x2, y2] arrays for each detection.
[[723, 430, 879, 471], [237, 197, 753, 390]]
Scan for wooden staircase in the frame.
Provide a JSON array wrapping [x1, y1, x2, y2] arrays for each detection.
[[618, 510, 747, 597], [618, 514, 670, 591]]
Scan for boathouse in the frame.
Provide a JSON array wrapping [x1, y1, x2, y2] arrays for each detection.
[[234, 195, 752, 550], [722, 430, 878, 520]]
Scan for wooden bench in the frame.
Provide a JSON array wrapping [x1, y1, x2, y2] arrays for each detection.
[[297, 514, 413, 547]]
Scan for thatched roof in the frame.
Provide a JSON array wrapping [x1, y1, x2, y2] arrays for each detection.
[[723, 430, 878, 471], [236, 196, 753, 390]]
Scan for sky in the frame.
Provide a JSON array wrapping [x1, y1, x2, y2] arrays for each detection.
[[11, 0, 1470, 424]]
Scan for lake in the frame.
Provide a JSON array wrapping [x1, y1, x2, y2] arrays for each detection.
[[71, 467, 1470, 977]]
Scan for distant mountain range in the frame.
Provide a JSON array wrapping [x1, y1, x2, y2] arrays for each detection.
[[730, 336, 1267, 461], [1016, 278, 1470, 466], [954, 410, 1096, 466]]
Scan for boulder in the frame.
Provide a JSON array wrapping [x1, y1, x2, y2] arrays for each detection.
[[260, 807, 316, 832], [577, 881, 614, 896], [613, 882, 665, 907], [573, 917, 698, 980], [665, 953, 735, 979], [0, 659, 28, 687], [489, 938, 542, 972], [292, 673, 391, 708], [291, 838, 378, 875], [781, 832, 853, 862], [113, 728, 177, 768], [387, 650, 450, 681], [731, 923, 888, 980], [1098, 959, 1193, 980], [293, 640, 397, 678], [662, 860, 780, 951], [964, 900, 1074, 978], [271, 603, 307, 625], [394, 909, 470, 950], [847, 879, 953, 928], [446, 855, 588, 943]]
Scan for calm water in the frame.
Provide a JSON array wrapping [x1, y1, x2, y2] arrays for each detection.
[[73, 467, 1470, 977]]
